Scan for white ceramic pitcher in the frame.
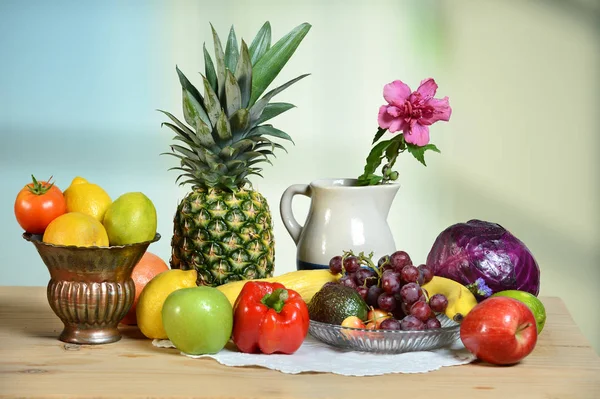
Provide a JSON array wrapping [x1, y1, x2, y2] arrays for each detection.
[[279, 178, 400, 270]]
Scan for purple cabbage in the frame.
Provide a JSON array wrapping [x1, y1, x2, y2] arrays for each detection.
[[426, 219, 540, 301]]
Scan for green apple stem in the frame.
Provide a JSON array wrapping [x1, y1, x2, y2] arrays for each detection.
[[261, 289, 289, 313]]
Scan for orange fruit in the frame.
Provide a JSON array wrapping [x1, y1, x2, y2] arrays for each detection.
[[120, 252, 170, 325], [42, 212, 109, 247]]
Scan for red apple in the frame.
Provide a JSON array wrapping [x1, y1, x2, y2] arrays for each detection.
[[460, 296, 538, 365]]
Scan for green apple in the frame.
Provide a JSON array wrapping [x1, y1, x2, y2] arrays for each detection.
[[161, 286, 233, 355]]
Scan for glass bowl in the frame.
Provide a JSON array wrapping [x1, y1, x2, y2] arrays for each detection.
[[308, 315, 460, 354]]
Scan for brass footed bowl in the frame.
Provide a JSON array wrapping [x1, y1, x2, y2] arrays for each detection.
[[23, 232, 161, 345]]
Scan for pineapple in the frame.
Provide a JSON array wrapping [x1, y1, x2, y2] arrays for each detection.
[[160, 22, 311, 287]]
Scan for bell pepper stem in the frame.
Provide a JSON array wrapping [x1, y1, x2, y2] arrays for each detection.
[[261, 288, 289, 313]]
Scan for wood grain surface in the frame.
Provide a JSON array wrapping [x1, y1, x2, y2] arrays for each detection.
[[0, 286, 598, 399]]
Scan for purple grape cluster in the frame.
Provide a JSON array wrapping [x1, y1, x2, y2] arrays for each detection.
[[329, 250, 448, 331]]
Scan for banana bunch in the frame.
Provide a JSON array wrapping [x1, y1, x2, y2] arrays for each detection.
[[216, 269, 341, 306], [422, 276, 478, 322]]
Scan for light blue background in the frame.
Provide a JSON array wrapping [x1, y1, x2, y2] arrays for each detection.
[[1, 0, 177, 284]]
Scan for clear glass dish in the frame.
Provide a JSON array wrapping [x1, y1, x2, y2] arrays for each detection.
[[308, 315, 460, 354]]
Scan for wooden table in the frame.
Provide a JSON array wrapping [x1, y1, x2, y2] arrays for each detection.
[[0, 287, 598, 398]]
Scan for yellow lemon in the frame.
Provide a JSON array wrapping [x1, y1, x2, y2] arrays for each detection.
[[62, 176, 88, 197], [43, 212, 109, 247], [64, 181, 112, 222], [136, 269, 197, 340], [69, 176, 89, 187]]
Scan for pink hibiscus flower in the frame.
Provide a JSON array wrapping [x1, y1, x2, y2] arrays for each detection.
[[377, 78, 452, 146]]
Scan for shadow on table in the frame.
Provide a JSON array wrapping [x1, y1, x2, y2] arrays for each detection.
[[0, 295, 64, 340], [0, 293, 150, 343]]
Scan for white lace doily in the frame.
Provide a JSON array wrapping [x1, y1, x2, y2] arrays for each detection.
[[152, 335, 474, 376]]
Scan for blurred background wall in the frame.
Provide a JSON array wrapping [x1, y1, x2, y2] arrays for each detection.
[[1, 0, 598, 353]]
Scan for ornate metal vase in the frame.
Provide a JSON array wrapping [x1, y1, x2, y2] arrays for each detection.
[[23, 233, 160, 344]]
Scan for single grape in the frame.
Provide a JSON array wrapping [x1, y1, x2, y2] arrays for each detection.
[[366, 285, 383, 307], [377, 293, 397, 312], [400, 282, 421, 305], [379, 318, 402, 331], [418, 264, 434, 284], [416, 269, 424, 285], [377, 255, 390, 269], [381, 270, 402, 295], [400, 315, 425, 331], [339, 275, 357, 289], [429, 294, 449, 313], [410, 301, 433, 322], [399, 301, 411, 316], [390, 250, 412, 272], [425, 317, 442, 329], [343, 256, 360, 273], [392, 306, 407, 321], [329, 255, 343, 274], [416, 288, 426, 303], [356, 286, 369, 301], [400, 265, 419, 284], [380, 263, 394, 272], [355, 267, 378, 287]]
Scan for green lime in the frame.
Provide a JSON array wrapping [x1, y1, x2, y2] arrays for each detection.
[[103, 192, 157, 246], [492, 290, 546, 334]]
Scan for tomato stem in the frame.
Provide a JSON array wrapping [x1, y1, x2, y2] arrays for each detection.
[[27, 174, 55, 195]]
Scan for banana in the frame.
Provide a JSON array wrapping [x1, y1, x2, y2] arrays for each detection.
[[422, 276, 478, 322], [216, 269, 342, 307]]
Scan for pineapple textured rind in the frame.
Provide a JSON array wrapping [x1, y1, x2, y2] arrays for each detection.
[[171, 187, 275, 286]]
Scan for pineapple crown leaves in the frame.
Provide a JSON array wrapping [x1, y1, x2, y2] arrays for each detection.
[[158, 21, 311, 192]]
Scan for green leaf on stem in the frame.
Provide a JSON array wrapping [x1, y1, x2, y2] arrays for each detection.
[[356, 139, 393, 185], [372, 127, 387, 145], [385, 136, 402, 161], [357, 174, 384, 186], [406, 143, 441, 166]]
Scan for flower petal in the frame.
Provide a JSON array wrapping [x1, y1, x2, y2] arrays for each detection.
[[404, 122, 430, 146], [383, 80, 412, 107], [388, 118, 404, 133], [378, 105, 395, 129], [387, 106, 401, 117], [419, 97, 452, 126], [416, 78, 438, 100]]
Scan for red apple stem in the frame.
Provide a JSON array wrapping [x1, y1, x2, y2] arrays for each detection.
[[517, 322, 533, 333]]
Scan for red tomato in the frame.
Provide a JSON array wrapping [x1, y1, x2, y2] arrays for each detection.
[[14, 175, 67, 234]]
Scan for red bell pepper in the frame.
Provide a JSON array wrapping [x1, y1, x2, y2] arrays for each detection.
[[232, 281, 309, 354]]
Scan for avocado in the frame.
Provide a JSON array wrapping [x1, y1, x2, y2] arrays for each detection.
[[308, 283, 369, 325]]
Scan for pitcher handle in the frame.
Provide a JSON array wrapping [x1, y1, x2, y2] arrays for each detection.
[[279, 184, 311, 244]]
